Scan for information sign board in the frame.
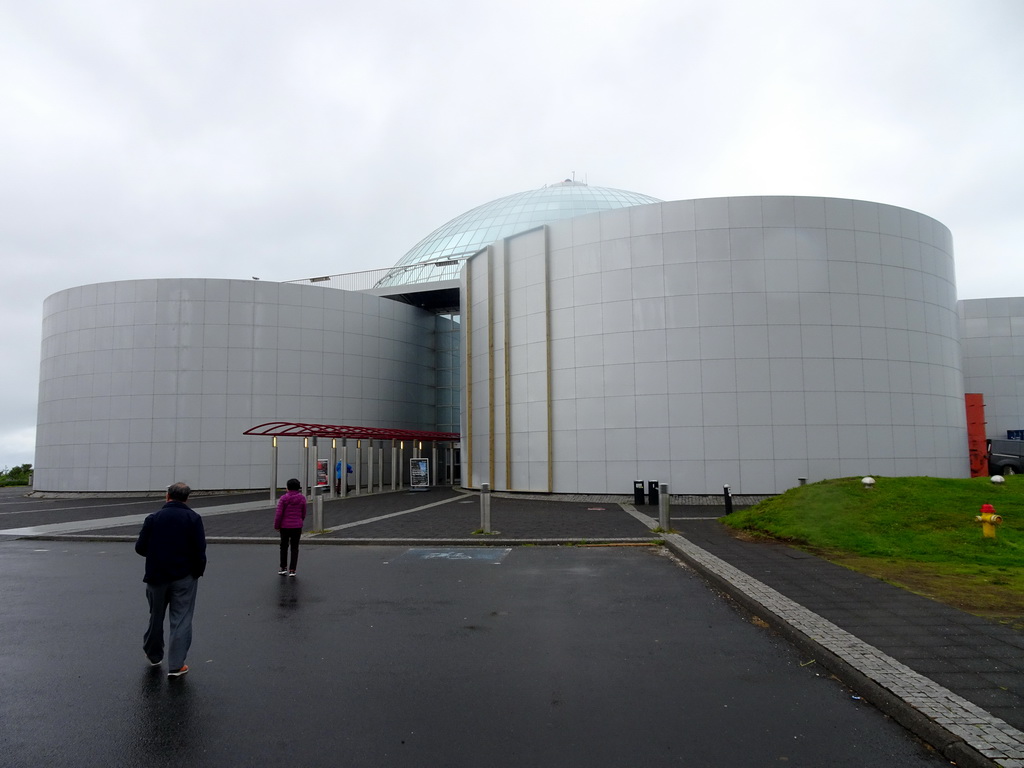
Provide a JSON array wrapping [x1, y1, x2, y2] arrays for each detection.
[[410, 458, 430, 490]]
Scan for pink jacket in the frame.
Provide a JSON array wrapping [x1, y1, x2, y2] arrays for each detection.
[[274, 490, 307, 530]]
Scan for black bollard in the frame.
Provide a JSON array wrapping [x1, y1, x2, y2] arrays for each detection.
[[633, 480, 645, 505], [723, 484, 733, 515], [647, 480, 659, 506]]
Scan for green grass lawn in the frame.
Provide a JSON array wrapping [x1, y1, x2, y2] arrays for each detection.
[[723, 476, 1024, 626]]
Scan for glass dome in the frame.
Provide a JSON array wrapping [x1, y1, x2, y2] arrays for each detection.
[[376, 180, 661, 288]]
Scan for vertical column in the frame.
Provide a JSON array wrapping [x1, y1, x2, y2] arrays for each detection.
[[329, 438, 337, 499], [543, 226, 553, 493], [465, 272, 474, 487], [372, 442, 380, 495], [391, 439, 397, 491], [269, 436, 278, 504], [354, 440, 362, 496], [311, 437, 319, 500], [340, 441, 348, 498], [377, 442, 384, 493], [303, 437, 310, 498]]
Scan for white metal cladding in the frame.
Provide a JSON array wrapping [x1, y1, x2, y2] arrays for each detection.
[[959, 296, 1024, 441], [462, 197, 966, 495], [34, 278, 438, 492]]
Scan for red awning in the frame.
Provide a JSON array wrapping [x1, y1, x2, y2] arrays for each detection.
[[243, 421, 459, 442]]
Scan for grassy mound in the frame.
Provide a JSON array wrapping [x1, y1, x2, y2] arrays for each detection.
[[723, 476, 1024, 625]]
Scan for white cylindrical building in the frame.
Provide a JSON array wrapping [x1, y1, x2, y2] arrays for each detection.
[[34, 278, 436, 492], [959, 297, 1024, 441], [462, 196, 966, 494]]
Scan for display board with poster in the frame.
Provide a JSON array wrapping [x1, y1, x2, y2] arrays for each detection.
[[410, 458, 430, 490], [315, 458, 329, 487]]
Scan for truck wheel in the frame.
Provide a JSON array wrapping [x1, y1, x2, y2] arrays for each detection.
[[1003, 466, 1017, 476]]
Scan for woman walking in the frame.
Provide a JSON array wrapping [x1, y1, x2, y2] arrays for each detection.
[[275, 478, 306, 576]]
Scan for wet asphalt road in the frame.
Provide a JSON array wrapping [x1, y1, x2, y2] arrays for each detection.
[[0, 536, 950, 768], [0, 487, 271, 527]]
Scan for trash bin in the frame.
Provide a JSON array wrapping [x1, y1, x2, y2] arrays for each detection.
[[633, 480, 645, 505], [647, 480, 659, 506]]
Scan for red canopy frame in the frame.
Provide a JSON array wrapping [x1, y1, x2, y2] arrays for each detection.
[[244, 421, 459, 442]]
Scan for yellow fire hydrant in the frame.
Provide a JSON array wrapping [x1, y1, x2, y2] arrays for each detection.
[[975, 503, 1003, 539]]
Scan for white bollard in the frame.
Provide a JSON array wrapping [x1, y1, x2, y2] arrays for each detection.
[[313, 491, 324, 532], [659, 483, 669, 531], [481, 483, 491, 533]]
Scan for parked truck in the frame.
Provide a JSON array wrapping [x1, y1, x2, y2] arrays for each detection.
[[988, 439, 1024, 476]]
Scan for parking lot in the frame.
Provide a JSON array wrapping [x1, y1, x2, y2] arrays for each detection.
[[1, 532, 948, 767]]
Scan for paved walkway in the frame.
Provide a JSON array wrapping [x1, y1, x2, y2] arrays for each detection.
[[4, 486, 1023, 767]]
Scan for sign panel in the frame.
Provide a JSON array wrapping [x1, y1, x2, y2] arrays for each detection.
[[410, 457, 430, 490], [315, 458, 329, 487]]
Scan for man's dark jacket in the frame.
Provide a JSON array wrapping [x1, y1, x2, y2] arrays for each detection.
[[135, 500, 207, 584]]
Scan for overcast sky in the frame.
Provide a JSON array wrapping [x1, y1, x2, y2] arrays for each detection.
[[1, 0, 1021, 470]]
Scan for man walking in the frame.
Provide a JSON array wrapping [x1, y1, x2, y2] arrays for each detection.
[[135, 482, 207, 678]]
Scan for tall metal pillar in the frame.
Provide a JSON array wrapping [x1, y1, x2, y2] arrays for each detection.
[[329, 438, 337, 499], [354, 440, 362, 496], [303, 437, 310, 498], [367, 440, 375, 495], [390, 439, 397, 491], [311, 437, 319, 498], [376, 441, 384, 493], [269, 436, 278, 504], [340, 440, 348, 498]]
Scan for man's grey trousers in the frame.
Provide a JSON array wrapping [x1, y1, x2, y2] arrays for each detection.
[[143, 575, 198, 671]]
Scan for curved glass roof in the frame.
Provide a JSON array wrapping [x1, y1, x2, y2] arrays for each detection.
[[376, 180, 661, 288]]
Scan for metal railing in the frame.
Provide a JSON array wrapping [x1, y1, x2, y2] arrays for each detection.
[[283, 267, 394, 292], [284, 252, 475, 292]]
